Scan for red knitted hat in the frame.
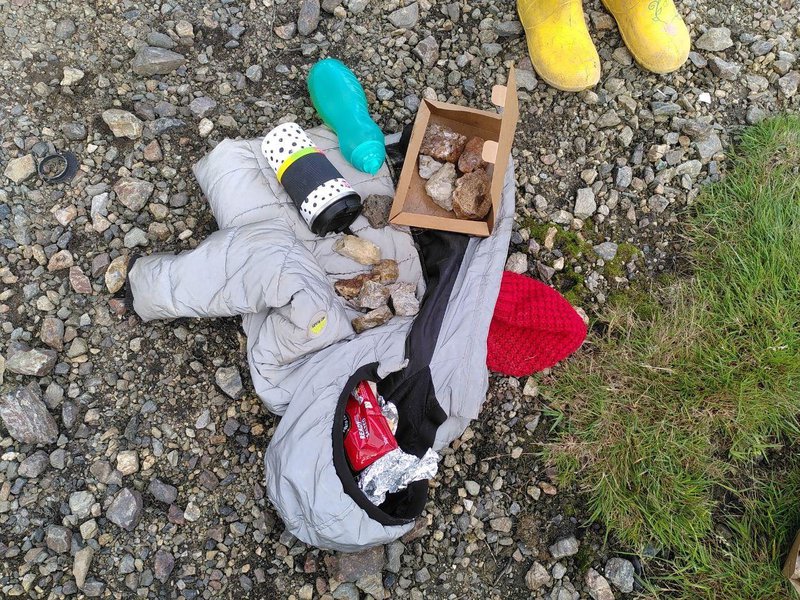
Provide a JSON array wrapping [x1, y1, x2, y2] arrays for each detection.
[[487, 271, 587, 376]]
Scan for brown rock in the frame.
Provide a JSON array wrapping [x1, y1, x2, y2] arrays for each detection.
[[326, 545, 386, 582], [47, 250, 74, 272], [334, 274, 369, 300], [419, 123, 467, 163], [457, 136, 488, 173], [105, 255, 130, 293], [452, 169, 491, 220], [352, 305, 393, 333], [40, 317, 65, 350], [370, 259, 399, 285], [69, 266, 92, 294], [357, 280, 390, 310], [91, 254, 110, 277], [334, 260, 399, 300], [143, 140, 163, 162], [114, 177, 155, 212], [361, 194, 393, 229]]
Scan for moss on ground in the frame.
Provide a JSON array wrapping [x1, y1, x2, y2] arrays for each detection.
[[600, 242, 639, 279]]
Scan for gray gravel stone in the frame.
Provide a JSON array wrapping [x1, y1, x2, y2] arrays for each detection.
[[549, 535, 580, 559], [505, 252, 528, 274], [189, 96, 217, 118], [215, 366, 243, 398], [347, 0, 370, 14], [414, 35, 439, 67], [124, 227, 149, 248], [54, 18, 76, 40], [388, 2, 418, 28], [516, 68, 538, 91], [593, 242, 618, 261], [695, 27, 734, 51], [18, 450, 49, 478], [62, 122, 87, 140], [73, 547, 94, 590], [106, 488, 143, 531], [586, 568, 615, 600], [574, 188, 597, 219], [708, 56, 741, 80], [148, 478, 178, 504], [46, 525, 72, 554], [131, 46, 186, 76], [147, 31, 177, 49], [0, 383, 59, 443], [525, 562, 552, 591], [605, 557, 635, 593], [361, 194, 393, 228], [385, 541, 404, 573], [6, 345, 57, 376], [779, 72, 800, 97], [154, 550, 175, 582], [298, 0, 321, 35], [69, 490, 95, 519], [4, 154, 36, 183]]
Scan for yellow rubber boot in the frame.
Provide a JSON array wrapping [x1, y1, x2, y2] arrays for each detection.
[[517, 0, 601, 92], [601, 0, 690, 73]]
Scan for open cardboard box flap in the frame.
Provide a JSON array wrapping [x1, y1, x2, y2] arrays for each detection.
[[784, 529, 800, 595], [389, 67, 519, 237]]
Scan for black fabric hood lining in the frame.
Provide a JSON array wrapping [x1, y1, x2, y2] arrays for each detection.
[[331, 229, 470, 525]]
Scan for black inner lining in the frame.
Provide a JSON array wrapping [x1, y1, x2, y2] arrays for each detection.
[[331, 228, 471, 526]]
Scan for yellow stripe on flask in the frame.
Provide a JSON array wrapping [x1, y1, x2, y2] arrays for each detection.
[[276, 147, 321, 182]]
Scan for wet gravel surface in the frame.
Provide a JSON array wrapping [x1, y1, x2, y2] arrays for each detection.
[[1, 0, 799, 598]]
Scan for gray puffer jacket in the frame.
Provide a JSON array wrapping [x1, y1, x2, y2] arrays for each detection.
[[128, 127, 514, 551]]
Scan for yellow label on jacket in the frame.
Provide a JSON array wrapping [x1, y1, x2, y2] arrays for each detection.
[[309, 313, 328, 337]]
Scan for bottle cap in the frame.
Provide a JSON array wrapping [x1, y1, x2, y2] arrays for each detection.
[[350, 140, 386, 175]]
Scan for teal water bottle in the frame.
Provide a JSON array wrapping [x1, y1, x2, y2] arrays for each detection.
[[307, 58, 386, 175]]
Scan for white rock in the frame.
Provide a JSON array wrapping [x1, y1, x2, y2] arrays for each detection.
[[116, 450, 139, 476], [574, 188, 597, 219], [418, 155, 443, 179], [505, 252, 528, 274], [199, 118, 214, 137], [4, 154, 37, 184], [424, 162, 456, 211], [61, 67, 85, 86]]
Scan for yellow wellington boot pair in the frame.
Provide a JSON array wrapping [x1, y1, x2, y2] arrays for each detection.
[[518, 0, 691, 92]]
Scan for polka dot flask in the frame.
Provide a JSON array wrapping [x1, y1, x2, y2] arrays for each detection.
[[262, 123, 363, 236]]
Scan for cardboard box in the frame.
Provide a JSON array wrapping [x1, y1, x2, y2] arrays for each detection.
[[389, 67, 519, 237], [784, 528, 800, 595]]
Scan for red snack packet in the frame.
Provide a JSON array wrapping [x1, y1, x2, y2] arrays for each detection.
[[343, 381, 398, 471]]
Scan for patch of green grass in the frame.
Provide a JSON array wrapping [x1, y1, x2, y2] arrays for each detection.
[[601, 242, 639, 279], [523, 218, 594, 258], [544, 116, 800, 599]]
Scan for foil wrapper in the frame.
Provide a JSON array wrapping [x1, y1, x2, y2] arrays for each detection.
[[359, 448, 440, 505], [378, 396, 398, 434]]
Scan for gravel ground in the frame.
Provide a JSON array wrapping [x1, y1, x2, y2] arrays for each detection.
[[1, 0, 799, 599]]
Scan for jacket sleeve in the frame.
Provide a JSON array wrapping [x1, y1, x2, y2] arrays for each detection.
[[128, 219, 349, 325]]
